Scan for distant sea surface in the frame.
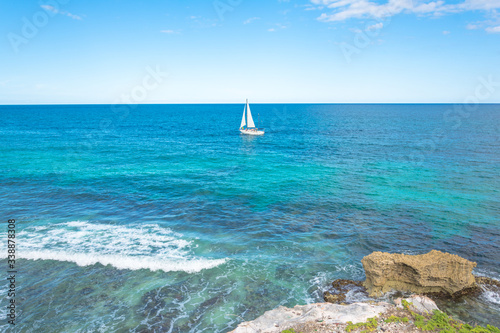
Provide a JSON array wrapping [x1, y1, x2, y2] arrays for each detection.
[[1, 104, 499, 332]]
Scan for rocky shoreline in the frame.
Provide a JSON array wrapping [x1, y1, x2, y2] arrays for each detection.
[[229, 295, 445, 333], [230, 250, 500, 333]]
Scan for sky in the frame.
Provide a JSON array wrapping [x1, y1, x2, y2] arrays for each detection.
[[0, 0, 499, 104]]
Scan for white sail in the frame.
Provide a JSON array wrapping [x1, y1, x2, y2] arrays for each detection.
[[240, 105, 246, 128], [239, 99, 264, 135], [246, 99, 256, 128]]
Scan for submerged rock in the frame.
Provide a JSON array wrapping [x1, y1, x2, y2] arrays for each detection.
[[362, 250, 477, 297], [229, 302, 391, 333], [476, 276, 500, 289], [331, 279, 364, 289], [324, 291, 345, 303], [323, 279, 366, 304]]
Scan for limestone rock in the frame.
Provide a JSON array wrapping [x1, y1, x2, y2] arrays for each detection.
[[323, 279, 366, 304], [229, 302, 391, 333], [324, 291, 345, 303], [395, 295, 440, 314], [362, 250, 476, 297]]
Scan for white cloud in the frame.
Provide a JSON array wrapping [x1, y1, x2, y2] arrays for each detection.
[[367, 22, 383, 30], [412, 1, 451, 14], [40, 5, 82, 20], [41, 5, 57, 13], [311, 0, 500, 22], [459, 0, 500, 10], [268, 23, 288, 31], [188, 15, 218, 28], [244, 17, 260, 24], [485, 25, 500, 33], [315, 0, 413, 22], [161, 30, 180, 34], [66, 13, 82, 20], [311, 0, 500, 33], [443, 30, 451, 34], [304, 4, 319, 10]]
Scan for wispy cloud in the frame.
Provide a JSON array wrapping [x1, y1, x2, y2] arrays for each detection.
[[244, 17, 260, 24], [188, 15, 218, 28], [161, 30, 180, 34], [443, 30, 451, 34], [485, 25, 500, 33], [311, 0, 500, 32], [460, 0, 500, 11], [314, 0, 414, 22], [367, 22, 383, 30], [268, 23, 288, 32], [41, 5, 57, 13], [304, 4, 319, 10], [40, 5, 82, 20]]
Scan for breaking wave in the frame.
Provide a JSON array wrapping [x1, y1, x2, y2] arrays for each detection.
[[18, 221, 227, 273]]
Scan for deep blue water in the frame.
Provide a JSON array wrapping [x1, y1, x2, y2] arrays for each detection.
[[0, 104, 499, 332]]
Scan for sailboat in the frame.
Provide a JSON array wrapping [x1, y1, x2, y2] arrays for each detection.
[[240, 99, 264, 136]]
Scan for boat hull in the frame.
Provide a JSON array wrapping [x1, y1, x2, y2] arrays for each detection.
[[240, 129, 264, 136]]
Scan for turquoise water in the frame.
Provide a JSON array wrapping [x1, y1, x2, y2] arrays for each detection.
[[0, 104, 499, 332]]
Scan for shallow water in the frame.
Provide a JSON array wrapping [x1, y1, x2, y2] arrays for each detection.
[[0, 104, 499, 332]]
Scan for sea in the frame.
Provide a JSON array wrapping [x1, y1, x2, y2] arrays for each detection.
[[0, 104, 499, 332]]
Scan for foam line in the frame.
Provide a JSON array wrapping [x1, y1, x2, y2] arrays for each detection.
[[17, 221, 227, 273], [20, 250, 227, 273]]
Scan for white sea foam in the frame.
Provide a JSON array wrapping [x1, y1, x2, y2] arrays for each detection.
[[482, 290, 500, 305], [17, 221, 226, 273], [20, 250, 226, 273], [474, 270, 500, 306]]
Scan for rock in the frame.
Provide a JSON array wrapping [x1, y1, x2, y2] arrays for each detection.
[[475, 276, 500, 300], [362, 250, 477, 297], [229, 302, 391, 333], [395, 295, 439, 314], [324, 291, 345, 303], [476, 276, 500, 289], [323, 279, 366, 304], [331, 279, 364, 289]]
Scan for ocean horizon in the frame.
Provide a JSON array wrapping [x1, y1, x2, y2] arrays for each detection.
[[1, 103, 499, 332]]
